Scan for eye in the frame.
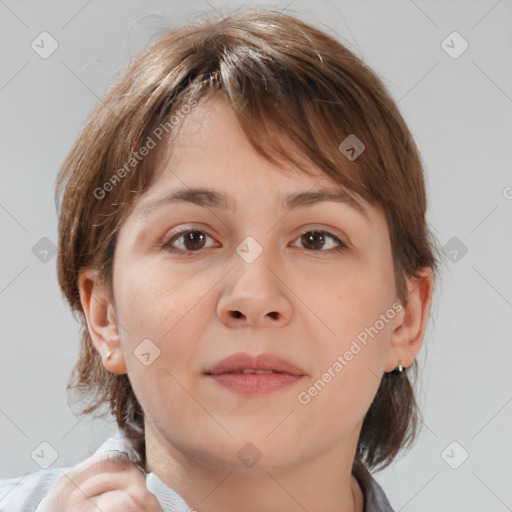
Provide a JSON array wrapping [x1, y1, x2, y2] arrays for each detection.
[[291, 229, 349, 253], [163, 229, 218, 254], [163, 227, 349, 255]]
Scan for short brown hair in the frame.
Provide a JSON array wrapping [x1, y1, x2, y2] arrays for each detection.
[[56, 7, 442, 472]]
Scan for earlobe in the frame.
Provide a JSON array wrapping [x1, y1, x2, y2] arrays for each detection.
[[77, 268, 127, 375], [385, 268, 434, 372]]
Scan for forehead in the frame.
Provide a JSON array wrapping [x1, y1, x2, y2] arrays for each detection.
[[156, 94, 316, 179], [134, 94, 370, 217]]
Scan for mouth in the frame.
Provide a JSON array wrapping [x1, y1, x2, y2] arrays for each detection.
[[204, 352, 306, 394], [204, 352, 306, 376], [221, 369, 279, 374]]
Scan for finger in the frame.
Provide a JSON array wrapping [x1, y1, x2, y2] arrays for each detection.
[[74, 490, 140, 512], [62, 451, 137, 496], [37, 451, 148, 511], [75, 467, 160, 509], [89, 489, 163, 512], [72, 451, 137, 485]]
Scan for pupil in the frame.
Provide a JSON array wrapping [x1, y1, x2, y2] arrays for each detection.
[[303, 231, 324, 250], [185, 231, 205, 250]]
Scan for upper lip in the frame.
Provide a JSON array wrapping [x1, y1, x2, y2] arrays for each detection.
[[205, 352, 306, 376]]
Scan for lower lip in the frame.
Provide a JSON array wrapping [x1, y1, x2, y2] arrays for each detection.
[[207, 373, 303, 394]]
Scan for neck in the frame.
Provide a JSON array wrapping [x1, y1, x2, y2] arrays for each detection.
[[144, 422, 365, 512]]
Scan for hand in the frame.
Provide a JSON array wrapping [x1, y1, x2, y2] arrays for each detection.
[[36, 450, 162, 512]]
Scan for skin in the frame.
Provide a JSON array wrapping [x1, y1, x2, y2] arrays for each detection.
[[79, 94, 433, 512], [37, 451, 162, 511]]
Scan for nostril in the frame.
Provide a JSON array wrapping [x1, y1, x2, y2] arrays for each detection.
[[233, 311, 243, 319], [268, 311, 279, 319]]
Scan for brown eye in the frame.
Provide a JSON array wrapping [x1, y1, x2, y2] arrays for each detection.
[[163, 228, 348, 256], [301, 231, 327, 250], [181, 231, 207, 251], [293, 230, 348, 253], [164, 230, 216, 254]]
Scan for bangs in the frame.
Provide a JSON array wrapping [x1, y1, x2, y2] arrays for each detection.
[[130, 14, 397, 212]]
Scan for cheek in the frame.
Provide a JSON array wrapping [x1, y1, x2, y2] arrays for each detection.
[[117, 261, 205, 338], [298, 269, 396, 423], [317, 264, 396, 348], [115, 264, 211, 392], [296, 332, 387, 439]]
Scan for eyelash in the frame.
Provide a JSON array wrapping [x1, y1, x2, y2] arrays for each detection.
[[162, 227, 349, 256]]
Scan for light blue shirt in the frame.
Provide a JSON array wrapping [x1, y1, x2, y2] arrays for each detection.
[[0, 430, 394, 511]]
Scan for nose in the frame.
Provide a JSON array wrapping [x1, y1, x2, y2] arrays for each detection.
[[217, 250, 293, 328]]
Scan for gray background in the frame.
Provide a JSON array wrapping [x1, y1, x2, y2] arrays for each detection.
[[1, 0, 511, 510]]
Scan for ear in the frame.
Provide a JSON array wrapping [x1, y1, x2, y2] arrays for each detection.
[[384, 267, 434, 372], [77, 267, 127, 375]]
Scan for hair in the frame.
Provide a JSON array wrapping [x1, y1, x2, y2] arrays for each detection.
[[55, 7, 442, 472]]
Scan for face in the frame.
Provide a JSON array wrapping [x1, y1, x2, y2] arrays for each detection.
[[89, 94, 411, 472]]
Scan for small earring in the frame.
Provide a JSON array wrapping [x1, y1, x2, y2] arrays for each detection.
[[106, 351, 112, 361], [392, 360, 405, 373]]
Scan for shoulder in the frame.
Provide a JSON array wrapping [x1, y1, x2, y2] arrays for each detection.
[[0, 431, 135, 511], [352, 460, 396, 512]]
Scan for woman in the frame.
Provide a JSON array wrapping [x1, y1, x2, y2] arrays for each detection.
[[0, 7, 441, 511]]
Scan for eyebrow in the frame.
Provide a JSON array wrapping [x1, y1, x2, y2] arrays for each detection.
[[139, 186, 370, 222]]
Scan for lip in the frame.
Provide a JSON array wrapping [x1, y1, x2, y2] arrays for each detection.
[[204, 352, 306, 395], [205, 352, 306, 376]]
